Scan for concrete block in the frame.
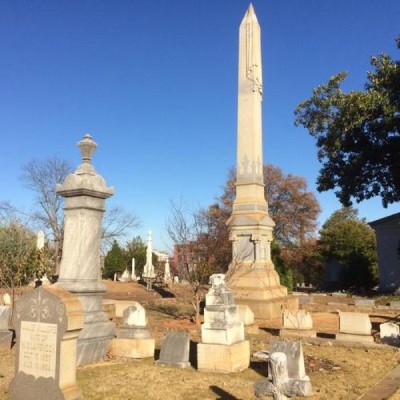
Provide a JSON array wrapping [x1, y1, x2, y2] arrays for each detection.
[[109, 338, 155, 359], [197, 340, 250, 373]]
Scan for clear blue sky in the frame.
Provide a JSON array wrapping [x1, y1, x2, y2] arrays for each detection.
[[1, 0, 399, 251]]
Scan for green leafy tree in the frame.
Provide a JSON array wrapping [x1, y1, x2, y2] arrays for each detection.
[[0, 222, 40, 301], [104, 240, 126, 279], [125, 236, 147, 277], [319, 207, 378, 290], [295, 35, 400, 207]]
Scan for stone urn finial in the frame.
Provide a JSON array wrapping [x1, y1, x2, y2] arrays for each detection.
[[78, 134, 97, 164]]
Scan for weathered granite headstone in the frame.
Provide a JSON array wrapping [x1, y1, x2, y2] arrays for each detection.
[[198, 274, 250, 372], [110, 303, 154, 358], [380, 322, 400, 346], [0, 305, 12, 350], [9, 286, 83, 400], [336, 312, 373, 343], [156, 331, 191, 368], [55, 134, 116, 366]]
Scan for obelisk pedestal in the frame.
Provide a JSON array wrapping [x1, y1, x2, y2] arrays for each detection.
[[56, 134, 116, 366], [227, 5, 298, 319]]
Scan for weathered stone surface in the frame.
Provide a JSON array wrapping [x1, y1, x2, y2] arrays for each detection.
[[122, 303, 146, 328], [156, 331, 191, 368], [197, 340, 250, 373], [283, 310, 313, 330], [109, 338, 155, 359], [0, 305, 11, 330], [354, 299, 375, 307], [0, 331, 13, 350], [380, 322, 400, 346], [269, 341, 307, 380], [9, 286, 83, 400], [254, 352, 312, 399], [227, 4, 292, 320], [237, 304, 255, 326], [339, 312, 371, 335], [56, 134, 116, 366]]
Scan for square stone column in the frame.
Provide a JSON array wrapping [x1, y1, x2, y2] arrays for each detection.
[[56, 134, 116, 366]]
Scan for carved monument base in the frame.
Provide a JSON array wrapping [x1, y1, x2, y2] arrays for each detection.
[[229, 267, 298, 319], [197, 341, 250, 373]]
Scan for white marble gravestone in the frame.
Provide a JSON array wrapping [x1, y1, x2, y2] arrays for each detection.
[[110, 303, 154, 359], [198, 273, 249, 372]]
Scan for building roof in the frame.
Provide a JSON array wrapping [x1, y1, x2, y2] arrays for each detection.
[[369, 212, 400, 227]]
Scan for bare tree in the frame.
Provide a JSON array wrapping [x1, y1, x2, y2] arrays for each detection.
[[21, 157, 141, 273], [101, 205, 141, 253], [20, 157, 72, 273], [166, 199, 227, 325]]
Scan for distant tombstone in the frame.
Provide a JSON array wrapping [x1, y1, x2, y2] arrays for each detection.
[[280, 310, 316, 338], [0, 306, 10, 330], [9, 286, 83, 400], [380, 323, 400, 346], [119, 268, 131, 282], [173, 276, 179, 284], [336, 312, 374, 343], [110, 303, 154, 359], [0, 305, 12, 350], [3, 293, 12, 306], [390, 301, 400, 308], [156, 331, 191, 368], [299, 295, 314, 305], [354, 299, 375, 307]]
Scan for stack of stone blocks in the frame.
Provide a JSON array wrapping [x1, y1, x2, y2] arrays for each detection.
[[110, 302, 155, 359], [336, 312, 374, 343], [197, 274, 250, 373]]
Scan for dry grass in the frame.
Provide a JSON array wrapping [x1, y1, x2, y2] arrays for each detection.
[[1, 335, 400, 400]]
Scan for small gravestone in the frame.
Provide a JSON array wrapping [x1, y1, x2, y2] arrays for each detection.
[[9, 286, 83, 400], [336, 312, 373, 343], [269, 341, 307, 380], [0, 305, 12, 350], [110, 303, 155, 359], [380, 323, 400, 346], [390, 301, 400, 308], [3, 293, 12, 306], [156, 331, 190, 368], [280, 310, 316, 338], [354, 299, 375, 307]]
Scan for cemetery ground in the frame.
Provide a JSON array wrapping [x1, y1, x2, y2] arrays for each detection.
[[1, 282, 400, 399]]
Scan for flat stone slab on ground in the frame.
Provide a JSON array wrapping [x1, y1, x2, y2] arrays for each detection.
[[354, 299, 375, 307]]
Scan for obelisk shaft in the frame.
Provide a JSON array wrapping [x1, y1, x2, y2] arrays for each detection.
[[233, 4, 267, 216]]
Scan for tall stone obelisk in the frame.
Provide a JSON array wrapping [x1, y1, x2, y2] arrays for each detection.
[[227, 5, 297, 319]]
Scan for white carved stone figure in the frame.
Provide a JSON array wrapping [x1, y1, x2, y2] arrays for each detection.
[[209, 273, 226, 291]]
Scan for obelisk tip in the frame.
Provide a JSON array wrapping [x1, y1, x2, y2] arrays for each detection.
[[242, 3, 258, 25]]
